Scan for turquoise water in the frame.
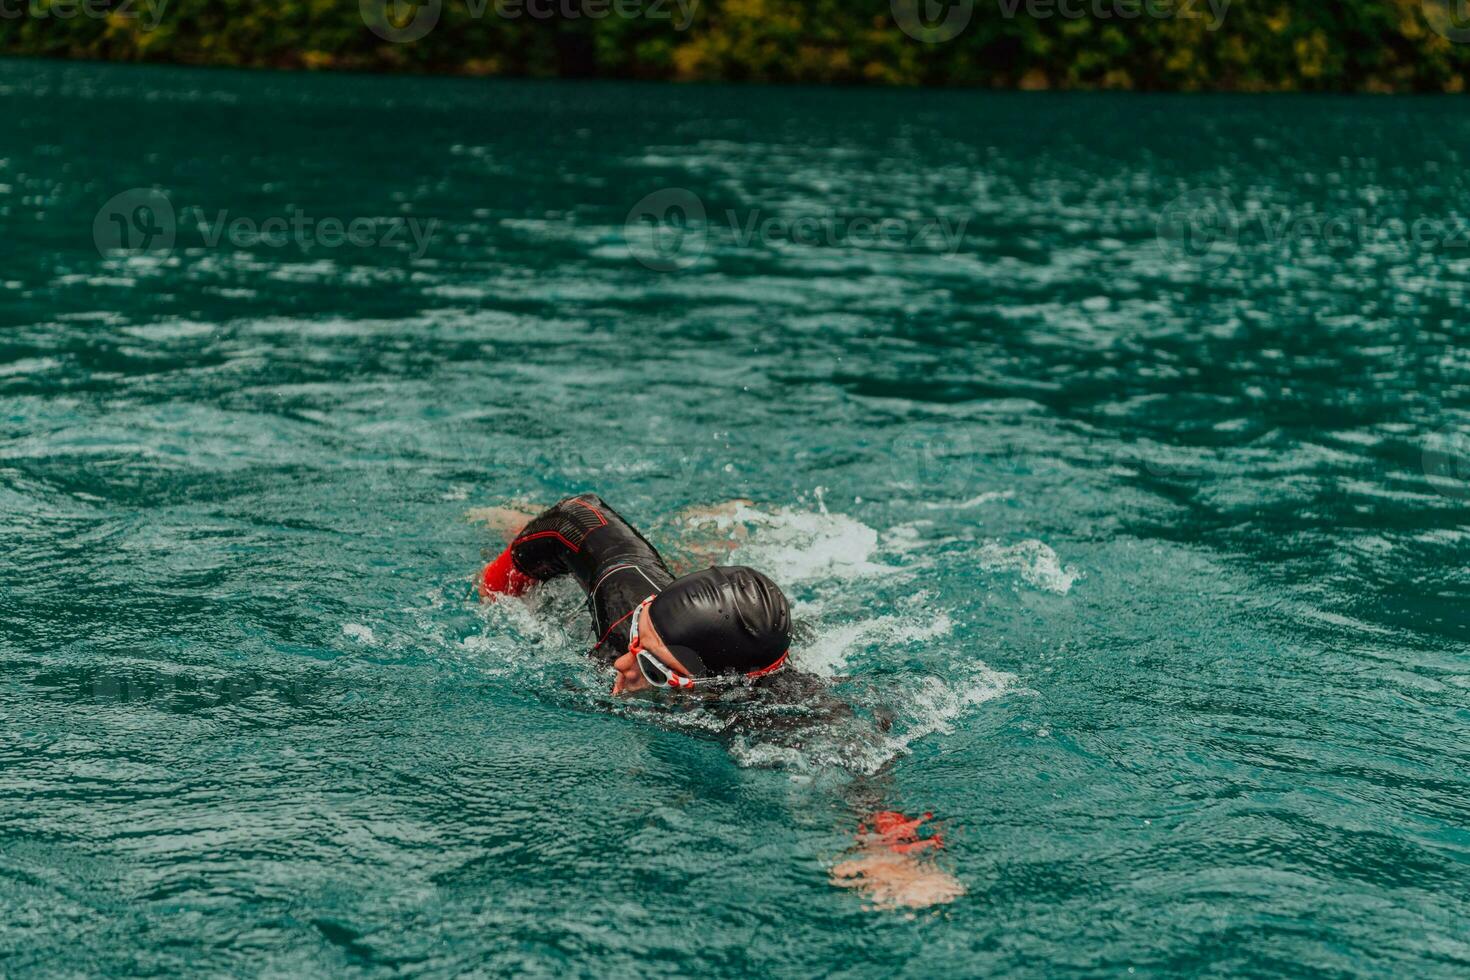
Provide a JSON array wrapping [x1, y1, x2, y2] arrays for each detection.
[[3, 59, 1469, 975]]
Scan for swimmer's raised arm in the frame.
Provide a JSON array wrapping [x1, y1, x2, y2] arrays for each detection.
[[476, 495, 615, 598]]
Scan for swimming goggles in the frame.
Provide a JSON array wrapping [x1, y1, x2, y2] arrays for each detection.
[[626, 594, 791, 689], [627, 594, 696, 690]]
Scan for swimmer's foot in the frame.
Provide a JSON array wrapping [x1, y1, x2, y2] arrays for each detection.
[[465, 505, 541, 540], [829, 811, 965, 911]]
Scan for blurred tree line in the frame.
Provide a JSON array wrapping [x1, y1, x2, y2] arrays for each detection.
[[0, 0, 1466, 91]]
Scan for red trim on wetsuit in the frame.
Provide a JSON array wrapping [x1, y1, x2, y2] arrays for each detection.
[[473, 496, 676, 659], [514, 529, 582, 553], [570, 499, 608, 526], [594, 606, 638, 650]]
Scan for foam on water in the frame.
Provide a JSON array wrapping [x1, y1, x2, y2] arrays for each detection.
[[684, 501, 893, 582], [723, 664, 1018, 776], [794, 609, 955, 677], [976, 539, 1081, 595], [923, 490, 1017, 510]]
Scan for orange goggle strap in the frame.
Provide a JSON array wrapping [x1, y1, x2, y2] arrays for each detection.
[[745, 650, 789, 679]]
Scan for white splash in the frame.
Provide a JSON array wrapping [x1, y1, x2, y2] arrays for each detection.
[[922, 490, 1016, 509], [890, 668, 1020, 751], [977, 539, 1080, 595], [796, 610, 954, 677], [695, 501, 893, 582], [726, 666, 1019, 776], [342, 623, 376, 644]]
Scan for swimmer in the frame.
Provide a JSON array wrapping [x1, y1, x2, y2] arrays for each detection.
[[476, 494, 791, 695], [474, 493, 964, 910]]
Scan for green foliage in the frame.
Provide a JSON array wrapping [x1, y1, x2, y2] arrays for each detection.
[[0, 0, 1466, 91]]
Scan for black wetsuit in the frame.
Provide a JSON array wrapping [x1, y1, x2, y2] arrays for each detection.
[[495, 496, 862, 740], [508, 494, 675, 662]]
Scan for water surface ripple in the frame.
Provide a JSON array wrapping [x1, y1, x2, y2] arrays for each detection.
[[2, 61, 1468, 977]]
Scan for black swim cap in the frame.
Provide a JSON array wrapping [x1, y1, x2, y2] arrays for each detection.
[[648, 566, 791, 677]]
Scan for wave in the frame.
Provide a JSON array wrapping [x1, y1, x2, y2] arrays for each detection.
[[976, 538, 1081, 595]]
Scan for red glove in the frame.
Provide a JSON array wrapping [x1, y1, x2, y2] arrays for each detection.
[[479, 545, 533, 598]]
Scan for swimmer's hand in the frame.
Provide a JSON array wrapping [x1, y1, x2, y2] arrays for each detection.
[[472, 505, 541, 599], [829, 811, 965, 911]]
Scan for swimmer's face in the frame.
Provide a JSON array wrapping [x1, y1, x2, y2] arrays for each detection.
[[611, 604, 692, 695]]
